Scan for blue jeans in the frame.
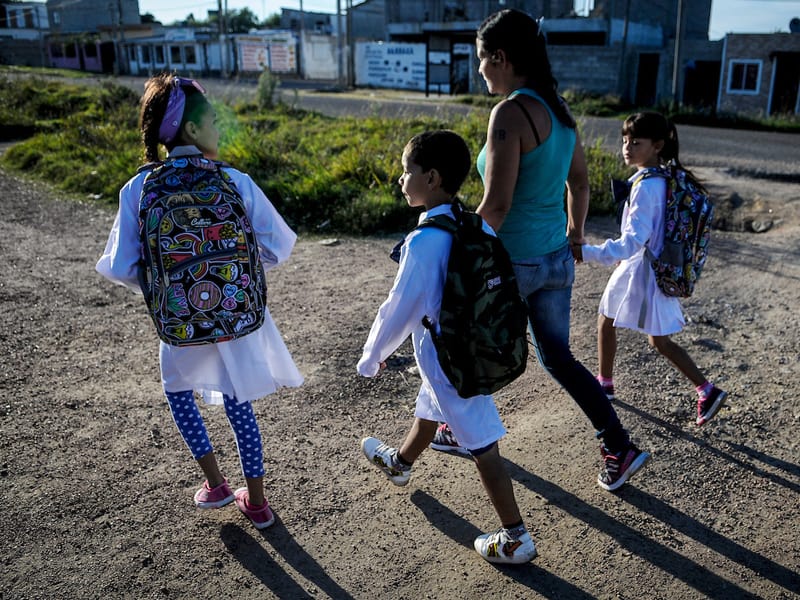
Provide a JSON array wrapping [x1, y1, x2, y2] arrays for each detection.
[[512, 244, 630, 452]]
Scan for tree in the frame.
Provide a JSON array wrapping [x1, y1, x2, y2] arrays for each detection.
[[263, 12, 281, 28], [226, 7, 259, 33]]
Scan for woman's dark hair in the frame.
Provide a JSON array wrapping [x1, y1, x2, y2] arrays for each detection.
[[622, 111, 706, 192], [477, 9, 575, 130], [139, 72, 207, 163], [404, 130, 471, 196]]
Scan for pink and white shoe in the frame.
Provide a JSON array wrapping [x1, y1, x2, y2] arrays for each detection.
[[193, 479, 235, 509], [234, 488, 276, 530]]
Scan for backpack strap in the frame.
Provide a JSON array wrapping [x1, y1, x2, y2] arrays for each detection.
[[509, 97, 541, 146]]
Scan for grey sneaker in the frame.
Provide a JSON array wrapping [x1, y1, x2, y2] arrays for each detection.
[[361, 437, 411, 486], [474, 527, 538, 564]]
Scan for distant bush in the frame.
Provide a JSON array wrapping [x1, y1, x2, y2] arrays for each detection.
[[1, 76, 629, 234]]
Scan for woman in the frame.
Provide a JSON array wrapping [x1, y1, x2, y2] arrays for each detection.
[[433, 9, 650, 492]]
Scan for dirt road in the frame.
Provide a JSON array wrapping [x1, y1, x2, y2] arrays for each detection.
[[1, 147, 799, 597]]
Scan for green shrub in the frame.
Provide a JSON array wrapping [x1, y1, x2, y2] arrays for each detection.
[[1, 76, 632, 232], [256, 68, 281, 110]]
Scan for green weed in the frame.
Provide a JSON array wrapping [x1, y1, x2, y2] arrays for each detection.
[[1, 78, 630, 234]]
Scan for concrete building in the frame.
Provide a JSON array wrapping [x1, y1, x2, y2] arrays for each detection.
[[0, 2, 48, 67], [350, 0, 722, 104], [46, 0, 139, 34], [718, 33, 800, 116]]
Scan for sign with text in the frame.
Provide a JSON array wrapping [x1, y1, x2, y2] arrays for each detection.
[[237, 35, 297, 73], [355, 42, 426, 90]]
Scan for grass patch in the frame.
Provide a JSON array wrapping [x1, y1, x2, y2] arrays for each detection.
[[1, 76, 630, 234]]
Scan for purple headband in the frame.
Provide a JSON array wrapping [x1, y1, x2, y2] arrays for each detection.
[[158, 77, 206, 145]]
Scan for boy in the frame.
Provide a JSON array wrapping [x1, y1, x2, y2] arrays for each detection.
[[357, 130, 536, 565]]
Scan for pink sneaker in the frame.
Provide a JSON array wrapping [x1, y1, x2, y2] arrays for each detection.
[[234, 488, 276, 530], [193, 479, 235, 509]]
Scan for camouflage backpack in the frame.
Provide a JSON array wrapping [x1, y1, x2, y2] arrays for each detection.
[[137, 155, 266, 346], [415, 201, 529, 398]]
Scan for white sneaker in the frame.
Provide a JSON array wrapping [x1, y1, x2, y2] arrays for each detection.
[[474, 528, 537, 564], [361, 437, 411, 486]]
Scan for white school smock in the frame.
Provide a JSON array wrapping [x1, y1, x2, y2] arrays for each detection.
[[357, 204, 506, 451], [581, 168, 685, 336], [96, 146, 303, 404]]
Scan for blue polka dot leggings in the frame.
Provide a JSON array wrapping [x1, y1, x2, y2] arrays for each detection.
[[165, 390, 265, 479]]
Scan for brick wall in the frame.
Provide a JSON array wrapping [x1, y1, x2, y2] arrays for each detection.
[[719, 33, 800, 115], [549, 46, 621, 94], [0, 37, 47, 67]]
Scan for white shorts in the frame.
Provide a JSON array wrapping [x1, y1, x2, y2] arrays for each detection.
[[414, 375, 506, 451]]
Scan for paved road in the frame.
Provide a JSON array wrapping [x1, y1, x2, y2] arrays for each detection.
[[270, 82, 799, 181]]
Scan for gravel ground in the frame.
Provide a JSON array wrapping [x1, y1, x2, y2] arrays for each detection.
[[1, 76, 799, 599]]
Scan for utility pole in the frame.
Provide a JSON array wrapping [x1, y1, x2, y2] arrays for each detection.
[[337, 0, 343, 87], [346, 0, 353, 87], [218, 0, 227, 78], [117, 0, 125, 74], [616, 0, 631, 100], [671, 0, 684, 104], [35, 5, 46, 68], [109, 2, 119, 75], [298, 0, 304, 79]]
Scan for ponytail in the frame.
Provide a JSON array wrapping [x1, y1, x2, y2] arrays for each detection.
[[139, 73, 174, 163]]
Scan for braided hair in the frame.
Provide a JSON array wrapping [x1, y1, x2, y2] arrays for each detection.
[[138, 72, 207, 163], [477, 9, 576, 130]]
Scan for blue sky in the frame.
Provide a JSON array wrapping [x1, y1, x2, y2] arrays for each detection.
[[137, 0, 800, 41]]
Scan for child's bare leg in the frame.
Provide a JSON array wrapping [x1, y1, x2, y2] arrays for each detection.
[[244, 476, 265, 506], [197, 451, 225, 488], [649, 334, 706, 386], [598, 314, 617, 379], [473, 444, 522, 526], [398, 418, 439, 463]]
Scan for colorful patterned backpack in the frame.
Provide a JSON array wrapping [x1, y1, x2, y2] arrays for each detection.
[[415, 201, 529, 398], [630, 165, 714, 298], [137, 156, 266, 346]]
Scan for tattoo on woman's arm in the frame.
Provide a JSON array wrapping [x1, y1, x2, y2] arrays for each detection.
[[494, 128, 507, 141]]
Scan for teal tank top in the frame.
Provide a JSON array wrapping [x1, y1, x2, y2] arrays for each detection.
[[477, 88, 576, 260]]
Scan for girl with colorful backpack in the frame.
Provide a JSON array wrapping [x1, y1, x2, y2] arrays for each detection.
[[96, 73, 303, 529], [576, 111, 728, 426]]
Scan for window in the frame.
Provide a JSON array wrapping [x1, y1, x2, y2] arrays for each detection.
[[170, 45, 182, 64], [141, 45, 151, 63], [727, 60, 761, 95], [65, 42, 77, 58], [84, 42, 97, 58], [155, 46, 165, 64], [184, 45, 197, 65]]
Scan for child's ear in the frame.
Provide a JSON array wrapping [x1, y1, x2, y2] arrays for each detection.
[[654, 139, 665, 153], [427, 168, 442, 189], [491, 49, 506, 64], [182, 120, 198, 142]]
